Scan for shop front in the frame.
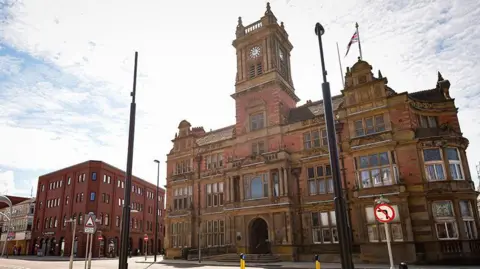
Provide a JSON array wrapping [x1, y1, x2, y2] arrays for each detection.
[[0, 231, 32, 255]]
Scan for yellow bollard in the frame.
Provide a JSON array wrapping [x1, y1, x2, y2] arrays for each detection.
[[240, 253, 246, 269], [315, 254, 321, 269]]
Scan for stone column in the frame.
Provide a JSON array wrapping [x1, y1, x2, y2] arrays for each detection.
[[239, 175, 244, 201], [225, 177, 229, 202], [278, 168, 284, 196], [283, 168, 289, 195], [267, 172, 272, 198], [229, 177, 234, 202]]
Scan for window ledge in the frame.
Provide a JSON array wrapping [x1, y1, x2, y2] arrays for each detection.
[[353, 184, 406, 198]]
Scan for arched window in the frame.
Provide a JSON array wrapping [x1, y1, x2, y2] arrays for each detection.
[[116, 216, 120, 227], [49, 217, 53, 228], [72, 214, 77, 225], [54, 217, 58, 228], [104, 214, 109, 226], [78, 212, 83, 225], [63, 215, 67, 227], [44, 218, 48, 228], [99, 213, 103, 225]]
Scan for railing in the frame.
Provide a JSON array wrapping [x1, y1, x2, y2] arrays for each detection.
[[245, 21, 263, 34], [187, 245, 235, 259]]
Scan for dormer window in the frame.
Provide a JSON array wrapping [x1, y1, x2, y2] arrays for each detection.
[[250, 112, 265, 131]]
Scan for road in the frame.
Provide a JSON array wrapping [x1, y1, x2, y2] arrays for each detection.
[[1, 256, 479, 269]]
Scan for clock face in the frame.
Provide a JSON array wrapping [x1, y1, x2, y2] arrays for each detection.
[[249, 46, 261, 59]]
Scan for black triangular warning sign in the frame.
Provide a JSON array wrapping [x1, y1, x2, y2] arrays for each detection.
[[85, 215, 95, 227]]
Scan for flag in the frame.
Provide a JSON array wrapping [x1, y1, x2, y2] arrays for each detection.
[[345, 30, 359, 57]]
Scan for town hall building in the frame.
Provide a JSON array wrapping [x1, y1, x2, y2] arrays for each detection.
[[164, 3, 480, 264]]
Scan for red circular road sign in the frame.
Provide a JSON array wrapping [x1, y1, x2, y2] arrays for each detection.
[[374, 203, 396, 223], [144, 235, 148, 241], [98, 235, 103, 241]]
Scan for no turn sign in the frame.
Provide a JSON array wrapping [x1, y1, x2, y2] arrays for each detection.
[[374, 203, 395, 223]]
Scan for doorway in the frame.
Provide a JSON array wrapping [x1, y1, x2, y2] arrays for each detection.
[[249, 218, 270, 254]]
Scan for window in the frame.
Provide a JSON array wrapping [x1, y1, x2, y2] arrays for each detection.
[[251, 141, 265, 155], [65, 196, 69, 205], [356, 151, 398, 188], [311, 211, 338, 244], [99, 213, 104, 225], [67, 177, 71, 185], [116, 216, 120, 227], [249, 63, 263, 79], [205, 153, 224, 170], [432, 201, 458, 240], [244, 173, 269, 199], [303, 129, 327, 149], [80, 193, 84, 202], [117, 180, 121, 188], [92, 172, 97, 181], [418, 115, 437, 128], [103, 175, 107, 183], [204, 220, 225, 247], [354, 114, 386, 137], [206, 182, 224, 207], [41, 184, 45, 192], [273, 172, 279, 197], [173, 186, 193, 210], [54, 217, 58, 228], [250, 112, 265, 131], [104, 214, 109, 226], [170, 222, 189, 248], [63, 215, 67, 228], [423, 148, 446, 181], [175, 159, 192, 175], [365, 205, 403, 242], [78, 213, 83, 225], [59, 180, 62, 188], [307, 164, 333, 195], [90, 192, 96, 201], [459, 200, 477, 239], [446, 148, 464, 180]]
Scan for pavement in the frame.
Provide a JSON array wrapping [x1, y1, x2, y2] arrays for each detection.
[[0, 255, 479, 269]]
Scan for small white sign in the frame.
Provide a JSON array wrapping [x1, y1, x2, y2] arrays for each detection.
[[84, 227, 95, 234]]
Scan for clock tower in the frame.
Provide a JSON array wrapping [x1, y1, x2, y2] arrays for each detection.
[[231, 2, 299, 136]]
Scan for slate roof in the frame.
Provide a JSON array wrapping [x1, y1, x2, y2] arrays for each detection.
[[288, 95, 344, 124], [195, 125, 235, 146], [408, 88, 447, 102]]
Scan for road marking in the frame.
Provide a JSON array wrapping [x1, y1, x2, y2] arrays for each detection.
[[0, 265, 30, 269]]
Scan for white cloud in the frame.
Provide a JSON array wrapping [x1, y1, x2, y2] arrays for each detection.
[[0, 0, 479, 190]]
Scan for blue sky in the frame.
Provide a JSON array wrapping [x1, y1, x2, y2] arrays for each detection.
[[0, 0, 480, 196]]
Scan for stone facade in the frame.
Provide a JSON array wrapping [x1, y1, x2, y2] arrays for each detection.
[[164, 3, 480, 264]]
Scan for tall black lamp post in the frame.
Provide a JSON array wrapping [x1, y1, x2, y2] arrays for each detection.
[[314, 23, 354, 269], [118, 51, 139, 269], [153, 159, 161, 262]]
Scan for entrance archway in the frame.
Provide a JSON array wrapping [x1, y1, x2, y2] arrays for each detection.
[[249, 218, 270, 254]]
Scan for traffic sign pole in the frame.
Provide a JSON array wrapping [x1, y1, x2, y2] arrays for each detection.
[[84, 233, 90, 269], [384, 222, 394, 269], [87, 232, 94, 269], [374, 197, 395, 269]]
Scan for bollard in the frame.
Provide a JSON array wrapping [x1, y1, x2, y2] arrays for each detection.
[[315, 254, 321, 269], [398, 262, 408, 269], [240, 253, 246, 269]]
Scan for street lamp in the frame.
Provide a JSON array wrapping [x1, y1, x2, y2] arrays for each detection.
[[119, 51, 139, 269], [65, 218, 77, 269], [314, 22, 354, 269], [0, 195, 13, 258], [153, 159, 160, 262]]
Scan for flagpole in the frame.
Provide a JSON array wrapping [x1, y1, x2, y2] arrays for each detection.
[[336, 42, 345, 88], [356, 22, 363, 60]]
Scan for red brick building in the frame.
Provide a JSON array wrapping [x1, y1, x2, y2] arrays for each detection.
[[32, 160, 165, 258], [164, 3, 480, 265]]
